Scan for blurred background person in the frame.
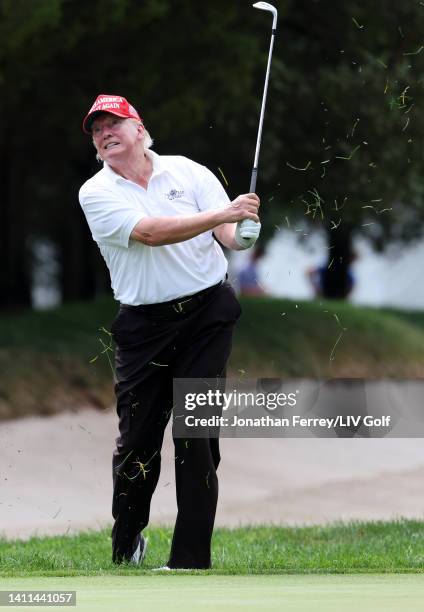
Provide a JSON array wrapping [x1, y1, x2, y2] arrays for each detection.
[[237, 245, 268, 297], [307, 251, 357, 300]]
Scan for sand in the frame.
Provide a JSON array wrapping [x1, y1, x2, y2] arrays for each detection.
[[1, 406, 424, 540]]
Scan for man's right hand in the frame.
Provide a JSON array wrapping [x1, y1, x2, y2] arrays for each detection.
[[221, 193, 260, 224]]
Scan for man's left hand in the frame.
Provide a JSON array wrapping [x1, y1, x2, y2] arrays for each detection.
[[234, 219, 261, 249]]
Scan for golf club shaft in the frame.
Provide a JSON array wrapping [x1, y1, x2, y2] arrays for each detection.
[[239, 11, 277, 241], [250, 28, 276, 193]]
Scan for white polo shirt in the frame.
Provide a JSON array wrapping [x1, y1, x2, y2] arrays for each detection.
[[79, 150, 230, 305]]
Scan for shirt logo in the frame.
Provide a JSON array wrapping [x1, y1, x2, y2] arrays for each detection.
[[166, 189, 185, 200]]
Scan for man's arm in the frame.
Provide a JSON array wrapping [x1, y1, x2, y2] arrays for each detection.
[[131, 193, 260, 247]]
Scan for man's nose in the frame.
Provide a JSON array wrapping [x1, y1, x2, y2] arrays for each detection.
[[101, 125, 113, 138]]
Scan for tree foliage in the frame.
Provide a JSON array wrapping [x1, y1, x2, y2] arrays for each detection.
[[1, 0, 424, 306], [266, 0, 424, 245]]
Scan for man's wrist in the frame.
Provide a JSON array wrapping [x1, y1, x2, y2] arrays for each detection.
[[212, 208, 227, 227]]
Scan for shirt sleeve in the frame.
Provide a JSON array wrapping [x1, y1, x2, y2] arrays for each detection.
[[79, 186, 145, 248], [189, 162, 231, 212]]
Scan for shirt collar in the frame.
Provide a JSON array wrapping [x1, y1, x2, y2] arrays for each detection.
[[147, 149, 167, 177], [103, 149, 167, 184]]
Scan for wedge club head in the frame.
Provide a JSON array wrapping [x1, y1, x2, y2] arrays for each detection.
[[252, 2, 278, 29]]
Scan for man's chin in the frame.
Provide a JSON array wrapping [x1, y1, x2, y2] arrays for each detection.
[[103, 150, 124, 162]]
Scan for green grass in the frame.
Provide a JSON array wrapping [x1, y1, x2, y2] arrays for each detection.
[[2, 522, 424, 611], [1, 521, 424, 577], [0, 297, 117, 418], [2, 575, 424, 612], [2, 296, 424, 419], [232, 297, 424, 378]]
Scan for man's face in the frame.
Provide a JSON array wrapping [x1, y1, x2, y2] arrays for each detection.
[[91, 113, 144, 162]]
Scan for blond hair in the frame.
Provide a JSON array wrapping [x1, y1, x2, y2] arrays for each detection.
[[142, 127, 153, 149]]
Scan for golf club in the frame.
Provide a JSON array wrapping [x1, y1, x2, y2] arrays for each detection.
[[239, 1, 278, 242]]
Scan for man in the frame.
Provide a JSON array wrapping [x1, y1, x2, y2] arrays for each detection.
[[79, 94, 261, 569]]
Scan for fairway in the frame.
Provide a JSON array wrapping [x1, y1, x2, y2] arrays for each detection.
[[1, 575, 424, 612]]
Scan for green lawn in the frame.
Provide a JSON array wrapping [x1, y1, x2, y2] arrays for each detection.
[[1, 521, 424, 577], [2, 522, 423, 611], [2, 296, 424, 419], [2, 574, 424, 612]]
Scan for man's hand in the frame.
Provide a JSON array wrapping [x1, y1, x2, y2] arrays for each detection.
[[214, 193, 261, 250], [220, 193, 260, 224], [234, 219, 261, 249]]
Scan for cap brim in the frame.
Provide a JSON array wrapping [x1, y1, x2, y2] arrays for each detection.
[[82, 109, 132, 134]]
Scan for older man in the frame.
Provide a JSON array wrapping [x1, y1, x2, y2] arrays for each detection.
[[79, 94, 260, 569]]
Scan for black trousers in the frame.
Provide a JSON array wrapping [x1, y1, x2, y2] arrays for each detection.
[[110, 281, 241, 568]]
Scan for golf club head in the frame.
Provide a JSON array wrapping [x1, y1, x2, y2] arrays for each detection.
[[252, 1, 278, 29]]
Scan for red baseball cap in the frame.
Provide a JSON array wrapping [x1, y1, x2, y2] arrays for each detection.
[[82, 94, 142, 134]]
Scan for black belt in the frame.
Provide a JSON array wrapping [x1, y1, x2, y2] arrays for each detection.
[[120, 280, 224, 317]]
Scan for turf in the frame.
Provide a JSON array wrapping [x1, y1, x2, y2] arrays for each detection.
[[2, 296, 424, 419], [231, 297, 424, 378], [1, 521, 424, 577], [2, 575, 424, 612]]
